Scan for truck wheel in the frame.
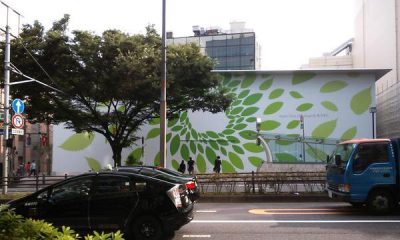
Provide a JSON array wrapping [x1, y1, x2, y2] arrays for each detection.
[[367, 190, 394, 214], [132, 215, 163, 240]]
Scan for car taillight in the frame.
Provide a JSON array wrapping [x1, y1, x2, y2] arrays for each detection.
[[185, 181, 196, 190], [167, 185, 182, 208]]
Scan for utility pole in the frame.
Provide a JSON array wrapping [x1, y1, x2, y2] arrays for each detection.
[[160, 0, 167, 168]]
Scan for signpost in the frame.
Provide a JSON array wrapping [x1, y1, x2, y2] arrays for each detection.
[[11, 114, 24, 129]]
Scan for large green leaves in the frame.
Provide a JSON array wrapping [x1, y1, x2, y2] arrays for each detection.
[[222, 160, 236, 173], [228, 152, 244, 170], [321, 101, 338, 112], [241, 73, 256, 88], [170, 134, 181, 155], [292, 72, 316, 85], [243, 143, 263, 153], [275, 153, 298, 162], [60, 132, 95, 151], [196, 154, 207, 173], [311, 119, 337, 138], [263, 102, 283, 115], [351, 86, 372, 115], [249, 156, 264, 168], [259, 78, 273, 90], [85, 157, 101, 171], [269, 89, 284, 99], [243, 93, 263, 105], [320, 81, 348, 93], [341, 126, 357, 141], [260, 120, 281, 131], [146, 128, 160, 139], [296, 103, 313, 112]]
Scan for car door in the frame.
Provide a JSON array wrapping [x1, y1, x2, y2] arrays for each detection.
[[44, 176, 93, 230], [89, 174, 138, 232]]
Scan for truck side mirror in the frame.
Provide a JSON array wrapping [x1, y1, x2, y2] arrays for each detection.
[[326, 155, 330, 163], [334, 155, 342, 166]]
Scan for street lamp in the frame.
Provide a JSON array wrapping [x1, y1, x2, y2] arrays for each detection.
[[159, 0, 167, 168], [369, 106, 377, 139]]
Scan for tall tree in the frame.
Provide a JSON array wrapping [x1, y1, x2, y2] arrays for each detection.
[[0, 16, 232, 166]]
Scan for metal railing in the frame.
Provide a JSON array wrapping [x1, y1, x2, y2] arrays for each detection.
[[1, 174, 72, 192]]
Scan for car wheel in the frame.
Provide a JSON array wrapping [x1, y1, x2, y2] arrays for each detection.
[[132, 215, 163, 240], [367, 190, 393, 214]]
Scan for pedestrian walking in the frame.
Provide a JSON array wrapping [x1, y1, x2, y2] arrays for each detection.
[[213, 156, 222, 174], [188, 157, 195, 175], [24, 162, 31, 176], [30, 161, 37, 176], [178, 160, 186, 174]]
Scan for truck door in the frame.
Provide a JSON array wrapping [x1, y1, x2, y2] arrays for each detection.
[[349, 142, 396, 200]]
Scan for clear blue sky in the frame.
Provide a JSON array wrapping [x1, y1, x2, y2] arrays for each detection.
[[2, 0, 355, 69]]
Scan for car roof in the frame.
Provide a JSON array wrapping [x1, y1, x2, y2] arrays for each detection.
[[341, 138, 390, 145]]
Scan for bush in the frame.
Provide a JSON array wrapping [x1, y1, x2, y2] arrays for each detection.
[[0, 205, 124, 240]]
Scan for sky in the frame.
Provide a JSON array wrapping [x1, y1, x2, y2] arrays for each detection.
[[1, 0, 356, 69]]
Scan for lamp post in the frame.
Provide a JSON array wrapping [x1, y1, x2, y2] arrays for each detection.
[[159, 0, 167, 168], [369, 107, 376, 139]]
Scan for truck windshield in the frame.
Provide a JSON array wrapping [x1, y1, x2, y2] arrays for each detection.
[[329, 143, 355, 166]]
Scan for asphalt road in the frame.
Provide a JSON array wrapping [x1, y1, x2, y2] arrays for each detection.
[[172, 202, 400, 240]]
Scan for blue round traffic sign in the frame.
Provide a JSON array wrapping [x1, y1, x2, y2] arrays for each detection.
[[12, 99, 25, 114]]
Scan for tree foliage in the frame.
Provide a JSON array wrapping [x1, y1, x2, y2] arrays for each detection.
[[0, 15, 232, 166]]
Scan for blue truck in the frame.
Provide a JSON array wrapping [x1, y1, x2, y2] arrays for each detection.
[[326, 138, 400, 214]]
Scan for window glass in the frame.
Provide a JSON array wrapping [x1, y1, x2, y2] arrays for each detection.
[[50, 177, 92, 201], [353, 142, 389, 173], [94, 176, 132, 194]]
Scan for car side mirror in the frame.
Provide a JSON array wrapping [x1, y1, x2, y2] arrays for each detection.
[[335, 155, 342, 166]]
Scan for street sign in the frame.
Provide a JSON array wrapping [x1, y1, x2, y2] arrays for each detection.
[[11, 114, 24, 129], [11, 128, 24, 135], [12, 98, 25, 114]]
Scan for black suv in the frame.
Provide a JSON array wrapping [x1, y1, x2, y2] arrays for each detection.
[[7, 171, 194, 240]]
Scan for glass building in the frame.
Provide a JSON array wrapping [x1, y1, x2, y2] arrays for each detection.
[[166, 28, 261, 70]]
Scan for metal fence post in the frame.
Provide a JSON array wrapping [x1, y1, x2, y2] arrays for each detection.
[[252, 171, 255, 194], [65, 173, 67, 180], [35, 175, 39, 191], [42, 173, 45, 185]]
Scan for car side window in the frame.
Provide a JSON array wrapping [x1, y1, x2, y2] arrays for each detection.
[[94, 176, 132, 195], [50, 177, 92, 201], [353, 142, 389, 173]]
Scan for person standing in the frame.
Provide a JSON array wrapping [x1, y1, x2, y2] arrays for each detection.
[[30, 161, 37, 176], [24, 162, 31, 176], [187, 157, 195, 175], [178, 160, 186, 174], [213, 156, 222, 174]]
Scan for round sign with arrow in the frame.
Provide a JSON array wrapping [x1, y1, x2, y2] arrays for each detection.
[[11, 114, 25, 129], [12, 98, 25, 114]]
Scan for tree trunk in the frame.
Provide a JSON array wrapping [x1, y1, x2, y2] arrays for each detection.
[[111, 144, 123, 167]]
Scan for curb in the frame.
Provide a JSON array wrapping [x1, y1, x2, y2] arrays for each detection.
[[198, 193, 336, 203]]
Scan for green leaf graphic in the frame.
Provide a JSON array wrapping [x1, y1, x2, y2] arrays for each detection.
[[238, 90, 250, 99], [287, 120, 300, 129], [220, 147, 227, 156], [191, 129, 198, 140], [312, 119, 337, 138], [241, 107, 259, 116], [230, 107, 244, 115], [206, 131, 219, 139], [222, 160, 236, 173], [197, 144, 204, 153], [149, 118, 160, 125], [320, 81, 348, 93], [260, 120, 281, 131], [85, 157, 101, 171], [146, 128, 160, 139], [246, 117, 257, 123], [222, 73, 232, 84], [289, 91, 303, 99], [239, 130, 257, 140], [154, 152, 160, 166], [340, 126, 357, 141], [180, 112, 188, 122], [241, 73, 256, 88], [206, 147, 217, 164], [127, 148, 143, 163], [276, 153, 298, 162], [269, 89, 284, 99], [231, 100, 242, 106], [167, 118, 178, 127], [222, 129, 235, 135], [263, 102, 283, 115], [276, 134, 300, 146], [171, 125, 183, 132], [292, 72, 316, 85], [196, 154, 206, 173], [210, 141, 219, 150], [351, 86, 372, 115], [60, 132, 95, 151], [259, 78, 273, 90], [180, 144, 190, 161], [232, 145, 245, 154], [180, 128, 188, 136], [228, 152, 244, 170], [172, 159, 179, 171], [190, 141, 197, 154], [228, 80, 241, 88], [217, 139, 229, 146], [306, 147, 327, 162], [170, 135, 181, 155], [321, 101, 338, 112], [166, 133, 172, 142], [233, 123, 247, 130], [227, 135, 240, 143], [296, 103, 313, 112], [243, 143, 263, 153], [236, 117, 245, 123], [249, 156, 264, 168], [243, 93, 263, 105]]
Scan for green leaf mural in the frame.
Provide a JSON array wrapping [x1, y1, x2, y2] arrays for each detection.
[[146, 128, 160, 139], [180, 128, 187, 136], [227, 135, 240, 143], [263, 102, 283, 115], [222, 160, 236, 173], [217, 139, 229, 146], [236, 117, 245, 123], [292, 72, 316, 85], [275, 153, 298, 162], [341, 126, 357, 141], [197, 144, 204, 153], [210, 141, 219, 151], [149, 118, 160, 125], [287, 120, 300, 129], [246, 117, 257, 123], [259, 78, 273, 90], [190, 141, 197, 154], [228, 152, 244, 170], [320, 81, 348, 93], [127, 148, 143, 163], [172, 159, 179, 171], [351, 86, 372, 115], [312, 119, 337, 138], [239, 130, 257, 140], [306, 147, 327, 162], [243, 93, 262, 105], [241, 73, 256, 88], [269, 89, 284, 99], [180, 144, 190, 161], [228, 80, 241, 88], [205, 147, 217, 164], [296, 103, 313, 112], [249, 156, 264, 168], [196, 154, 206, 173], [241, 107, 259, 116], [232, 145, 245, 154], [171, 125, 183, 132], [191, 129, 198, 140], [232, 99, 242, 106], [167, 118, 178, 127], [289, 91, 303, 99], [180, 112, 188, 122], [233, 123, 247, 130], [222, 129, 235, 135], [260, 120, 281, 131], [166, 133, 172, 142], [230, 106, 244, 115], [170, 135, 181, 155], [153, 152, 160, 166], [220, 147, 227, 156], [60, 132, 95, 151], [206, 131, 219, 139], [238, 90, 250, 99], [243, 143, 263, 153], [85, 157, 101, 171], [321, 101, 338, 112]]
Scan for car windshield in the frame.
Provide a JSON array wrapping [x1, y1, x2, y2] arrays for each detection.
[[329, 143, 355, 166]]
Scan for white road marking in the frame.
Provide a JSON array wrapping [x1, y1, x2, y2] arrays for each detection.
[[196, 210, 217, 213], [192, 220, 400, 223], [183, 235, 211, 238]]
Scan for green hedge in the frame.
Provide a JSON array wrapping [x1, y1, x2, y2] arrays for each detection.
[[0, 205, 124, 240]]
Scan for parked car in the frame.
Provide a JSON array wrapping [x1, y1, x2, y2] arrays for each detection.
[[7, 171, 194, 240], [116, 166, 200, 202]]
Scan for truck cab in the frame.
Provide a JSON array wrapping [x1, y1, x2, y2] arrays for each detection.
[[326, 138, 400, 214]]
